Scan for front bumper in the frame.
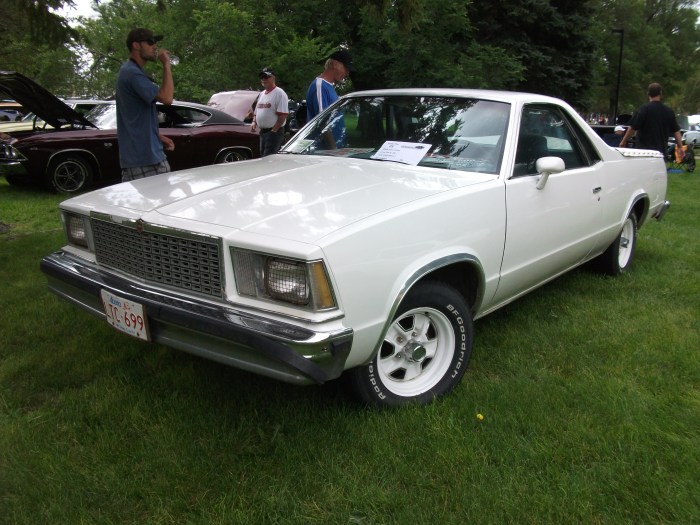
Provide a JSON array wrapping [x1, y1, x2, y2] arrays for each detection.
[[0, 160, 28, 177], [41, 251, 353, 385]]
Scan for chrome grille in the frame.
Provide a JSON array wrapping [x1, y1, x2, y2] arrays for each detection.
[[92, 219, 222, 298]]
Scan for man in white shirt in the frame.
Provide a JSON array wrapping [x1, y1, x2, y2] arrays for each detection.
[[251, 68, 289, 156]]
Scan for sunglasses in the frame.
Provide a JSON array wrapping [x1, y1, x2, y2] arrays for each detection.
[[140, 39, 157, 46]]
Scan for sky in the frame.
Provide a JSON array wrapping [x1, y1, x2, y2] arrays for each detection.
[[56, 0, 100, 21]]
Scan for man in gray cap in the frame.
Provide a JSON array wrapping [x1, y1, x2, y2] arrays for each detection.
[[305, 49, 353, 121], [116, 27, 175, 182]]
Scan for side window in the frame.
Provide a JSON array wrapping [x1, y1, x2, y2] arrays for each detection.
[[175, 108, 210, 125], [158, 107, 212, 128], [513, 105, 591, 177]]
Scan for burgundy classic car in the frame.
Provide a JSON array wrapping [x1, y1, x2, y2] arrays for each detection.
[[0, 71, 259, 193]]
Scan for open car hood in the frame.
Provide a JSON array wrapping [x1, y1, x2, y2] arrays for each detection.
[[207, 90, 259, 122], [0, 71, 96, 130]]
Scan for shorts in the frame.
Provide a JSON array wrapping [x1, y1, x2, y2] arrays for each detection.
[[121, 159, 171, 182]]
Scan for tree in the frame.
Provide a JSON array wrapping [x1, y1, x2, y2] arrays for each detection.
[[6, 0, 700, 121], [0, 1, 81, 97], [591, 0, 700, 119]]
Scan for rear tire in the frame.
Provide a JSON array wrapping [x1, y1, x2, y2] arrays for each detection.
[[347, 281, 473, 407], [593, 212, 637, 276], [49, 155, 93, 193]]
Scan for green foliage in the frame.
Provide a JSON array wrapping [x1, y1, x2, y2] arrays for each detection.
[[0, 0, 78, 94], [468, 0, 598, 103], [4, 0, 700, 114], [594, 0, 700, 116]]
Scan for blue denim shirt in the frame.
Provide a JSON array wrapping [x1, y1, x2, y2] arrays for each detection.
[[116, 60, 164, 169]]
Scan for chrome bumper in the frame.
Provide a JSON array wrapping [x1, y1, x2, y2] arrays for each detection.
[[654, 200, 671, 220], [41, 251, 353, 385]]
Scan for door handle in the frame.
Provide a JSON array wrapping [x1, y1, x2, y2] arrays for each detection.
[[593, 186, 602, 194]]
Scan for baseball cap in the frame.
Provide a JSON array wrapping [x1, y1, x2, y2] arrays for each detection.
[[328, 50, 353, 71], [126, 28, 163, 50], [614, 125, 626, 132], [259, 68, 275, 79]]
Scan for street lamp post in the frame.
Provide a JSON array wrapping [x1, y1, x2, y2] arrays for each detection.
[[612, 28, 624, 125]]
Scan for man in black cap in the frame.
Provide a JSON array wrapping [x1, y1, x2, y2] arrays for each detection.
[[116, 27, 175, 182], [305, 50, 352, 121], [251, 68, 289, 156]]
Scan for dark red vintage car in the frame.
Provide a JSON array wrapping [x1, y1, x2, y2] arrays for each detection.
[[0, 71, 260, 193]]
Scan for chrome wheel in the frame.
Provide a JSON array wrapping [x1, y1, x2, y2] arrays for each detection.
[[51, 156, 92, 193], [617, 216, 635, 269], [348, 281, 473, 407], [378, 307, 456, 397], [216, 150, 248, 163]]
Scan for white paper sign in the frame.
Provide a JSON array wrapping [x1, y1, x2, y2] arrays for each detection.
[[371, 141, 430, 165]]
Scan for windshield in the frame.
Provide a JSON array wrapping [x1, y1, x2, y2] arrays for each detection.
[[85, 103, 117, 129], [283, 95, 510, 174]]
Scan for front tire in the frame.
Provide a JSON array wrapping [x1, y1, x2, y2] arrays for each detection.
[[348, 281, 473, 407], [594, 212, 638, 276], [49, 155, 93, 193]]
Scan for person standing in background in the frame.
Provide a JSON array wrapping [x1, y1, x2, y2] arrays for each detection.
[[116, 27, 175, 182], [619, 82, 682, 156], [251, 68, 289, 157], [305, 50, 353, 121]]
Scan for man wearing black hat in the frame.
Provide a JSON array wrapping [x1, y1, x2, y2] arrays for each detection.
[[251, 68, 289, 156], [305, 50, 352, 121], [116, 27, 175, 182]]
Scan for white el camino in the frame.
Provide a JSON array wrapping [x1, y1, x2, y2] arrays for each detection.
[[41, 89, 670, 407]]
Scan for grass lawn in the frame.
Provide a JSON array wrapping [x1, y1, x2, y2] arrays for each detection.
[[1, 173, 698, 524]]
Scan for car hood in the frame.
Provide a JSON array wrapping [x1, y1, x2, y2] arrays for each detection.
[[64, 155, 494, 243], [207, 90, 259, 121], [0, 71, 96, 130]]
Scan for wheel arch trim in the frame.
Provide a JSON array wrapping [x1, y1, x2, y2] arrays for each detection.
[[215, 146, 254, 162], [629, 191, 650, 227], [45, 148, 100, 177], [369, 253, 485, 360]]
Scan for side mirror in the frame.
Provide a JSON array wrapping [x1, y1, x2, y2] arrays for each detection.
[[535, 156, 566, 190]]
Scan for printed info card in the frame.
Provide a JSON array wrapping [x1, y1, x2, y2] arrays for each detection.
[[371, 141, 430, 165]]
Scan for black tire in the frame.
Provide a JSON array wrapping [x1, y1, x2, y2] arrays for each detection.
[[49, 155, 93, 193], [593, 212, 638, 276], [347, 281, 473, 407], [216, 149, 250, 163]]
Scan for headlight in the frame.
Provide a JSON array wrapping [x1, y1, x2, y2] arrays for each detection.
[[0, 143, 26, 161], [62, 212, 91, 249], [231, 248, 337, 311]]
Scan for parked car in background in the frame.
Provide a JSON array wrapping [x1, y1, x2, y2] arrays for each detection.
[[0, 100, 26, 121], [0, 108, 23, 121], [682, 129, 700, 145], [0, 71, 260, 193], [41, 88, 670, 407], [0, 99, 108, 138]]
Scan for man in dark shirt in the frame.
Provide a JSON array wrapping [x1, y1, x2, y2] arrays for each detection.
[[619, 82, 682, 155]]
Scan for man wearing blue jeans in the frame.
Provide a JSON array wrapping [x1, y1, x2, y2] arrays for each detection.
[[251, 68, 289, 157], [116, 27, 175, 181]]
